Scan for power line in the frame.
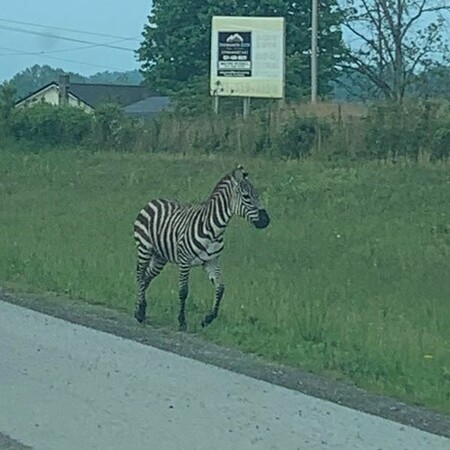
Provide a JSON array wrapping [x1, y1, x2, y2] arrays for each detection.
[[0, 24, 137, 52], [0, 46, 134, 71], [41, 55, 132, 71], [0, 45, 33, 56], [0, 38, 137, 57], [0, 17, 141, 42]]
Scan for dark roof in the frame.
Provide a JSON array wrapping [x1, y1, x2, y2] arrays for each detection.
[[123, 96, 173, 117], [15, 79, 160, 109], [69, 83, 157, 108]]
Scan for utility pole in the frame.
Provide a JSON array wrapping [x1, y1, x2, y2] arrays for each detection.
[[311, 0, 318, 103]]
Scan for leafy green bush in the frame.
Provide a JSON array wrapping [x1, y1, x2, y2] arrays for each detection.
[[364, 100, 450, 161], [429, 106, 450, 161], [0, 82, 16, 143], [9, 103, 92, 146], [274, 115, 332, 158], [0, 81, 16, 122], [90, 103, 139, 151], [3, 97, 450, 162]]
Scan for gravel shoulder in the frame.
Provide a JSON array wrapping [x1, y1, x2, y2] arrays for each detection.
[[0, 432, 32, 450], [1, 287, 449, 439]]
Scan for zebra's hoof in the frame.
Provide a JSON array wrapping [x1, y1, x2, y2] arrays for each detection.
[[201, 313, 216, 328], [134, 310, 146, 323]]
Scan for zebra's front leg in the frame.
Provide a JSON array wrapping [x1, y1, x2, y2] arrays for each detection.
[[177, 265, 190, 331], [201, 259, 225, 328]]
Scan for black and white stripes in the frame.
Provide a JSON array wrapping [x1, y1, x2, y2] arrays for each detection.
[[133, 165, 270, 331]]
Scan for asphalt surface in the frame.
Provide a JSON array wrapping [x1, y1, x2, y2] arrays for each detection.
[[1, 300, 449, 450]]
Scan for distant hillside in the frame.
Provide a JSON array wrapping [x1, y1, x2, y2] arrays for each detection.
[[11, 63, 450, 104], [10, 65, 144, 100], [87, 70, 143, 85], [333, 65, 450, 103]]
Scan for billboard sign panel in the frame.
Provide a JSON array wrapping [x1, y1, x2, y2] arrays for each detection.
[[210, 16, 285, 99], [218, 31, 252, 77]]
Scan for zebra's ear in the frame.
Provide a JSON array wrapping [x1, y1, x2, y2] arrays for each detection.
[[232, 165, 248, 182]]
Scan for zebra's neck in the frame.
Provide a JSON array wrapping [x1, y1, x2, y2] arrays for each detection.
[[204, 177, 234, 238]]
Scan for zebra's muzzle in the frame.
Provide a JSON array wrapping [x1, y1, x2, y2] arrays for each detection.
[[253, 209, 270, 229]]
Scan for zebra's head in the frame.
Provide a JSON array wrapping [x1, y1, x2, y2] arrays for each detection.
[[230, 165, 270, 229]]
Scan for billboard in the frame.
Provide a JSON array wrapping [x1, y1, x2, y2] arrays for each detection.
[[210, 16, 285, 99]]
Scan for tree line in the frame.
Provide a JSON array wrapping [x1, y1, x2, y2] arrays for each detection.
[[137, 0, 450, 103]]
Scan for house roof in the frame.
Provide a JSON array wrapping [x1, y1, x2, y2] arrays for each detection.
[[69, 83, 157, 108], [123, 96, 173, 117], [15, 80, 160, 109], [15, 81, 61, 107]]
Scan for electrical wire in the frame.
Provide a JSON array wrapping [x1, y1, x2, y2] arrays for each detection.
[[0, 17, 145, 75], [0, 24, 136, 51], [40, 54, 132, 71], [0, 46, 135, 71], [0, 38, 138, 57], [0, 17, 141, 41]]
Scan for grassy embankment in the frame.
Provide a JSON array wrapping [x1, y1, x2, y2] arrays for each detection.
[[0, 148, 449, 413]]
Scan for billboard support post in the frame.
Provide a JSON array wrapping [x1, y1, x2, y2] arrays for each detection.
[[243, 97, 251, 119]]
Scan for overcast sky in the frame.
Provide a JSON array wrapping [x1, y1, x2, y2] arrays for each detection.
[[0, 0, 152, 82]]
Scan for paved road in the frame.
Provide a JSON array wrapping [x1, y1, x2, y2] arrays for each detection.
[[0, 301, 448, 450]]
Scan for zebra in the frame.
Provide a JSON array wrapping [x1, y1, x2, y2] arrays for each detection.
[[133, 165, 270, 331]]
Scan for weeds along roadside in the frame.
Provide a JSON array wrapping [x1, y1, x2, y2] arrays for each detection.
[[0, 141, 449, 414]]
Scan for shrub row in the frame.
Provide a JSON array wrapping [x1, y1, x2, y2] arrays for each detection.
[[2, 103, 137, 150], [1, 99, 449, 161]]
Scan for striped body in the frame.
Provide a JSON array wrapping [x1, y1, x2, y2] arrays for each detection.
[[133, 167, 270, 331], [134, 198, 226, 267]]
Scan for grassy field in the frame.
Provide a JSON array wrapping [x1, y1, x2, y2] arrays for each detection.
[[0, 147, 449, 413]]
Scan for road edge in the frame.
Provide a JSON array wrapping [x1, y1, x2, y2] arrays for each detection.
[[1, 287, 449, 439], [0, 432, 32, 450]]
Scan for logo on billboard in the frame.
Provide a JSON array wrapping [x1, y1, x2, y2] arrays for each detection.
[[217, 31, 252, 77]]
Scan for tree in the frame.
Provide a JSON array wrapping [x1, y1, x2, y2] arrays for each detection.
[[414, 64, 450, 100], [333, 70, 381, 102], [341, 0, 450, 101], [88, 69, 144, 85], [137, 0, 346, 102], [0, 81, 16, 121]]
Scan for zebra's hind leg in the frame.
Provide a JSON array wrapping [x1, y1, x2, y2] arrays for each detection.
[[177, 264, 190, 331], [135, 252, 166, 323], [201, 259, 225, 328], [135, 259, 149, 323]]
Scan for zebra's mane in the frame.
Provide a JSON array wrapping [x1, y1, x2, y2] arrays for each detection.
[[174, 173, 233, 209], [207, 173, 233, 202]]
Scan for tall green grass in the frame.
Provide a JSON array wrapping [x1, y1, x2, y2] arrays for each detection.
[[0, 148, 449, 412]]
